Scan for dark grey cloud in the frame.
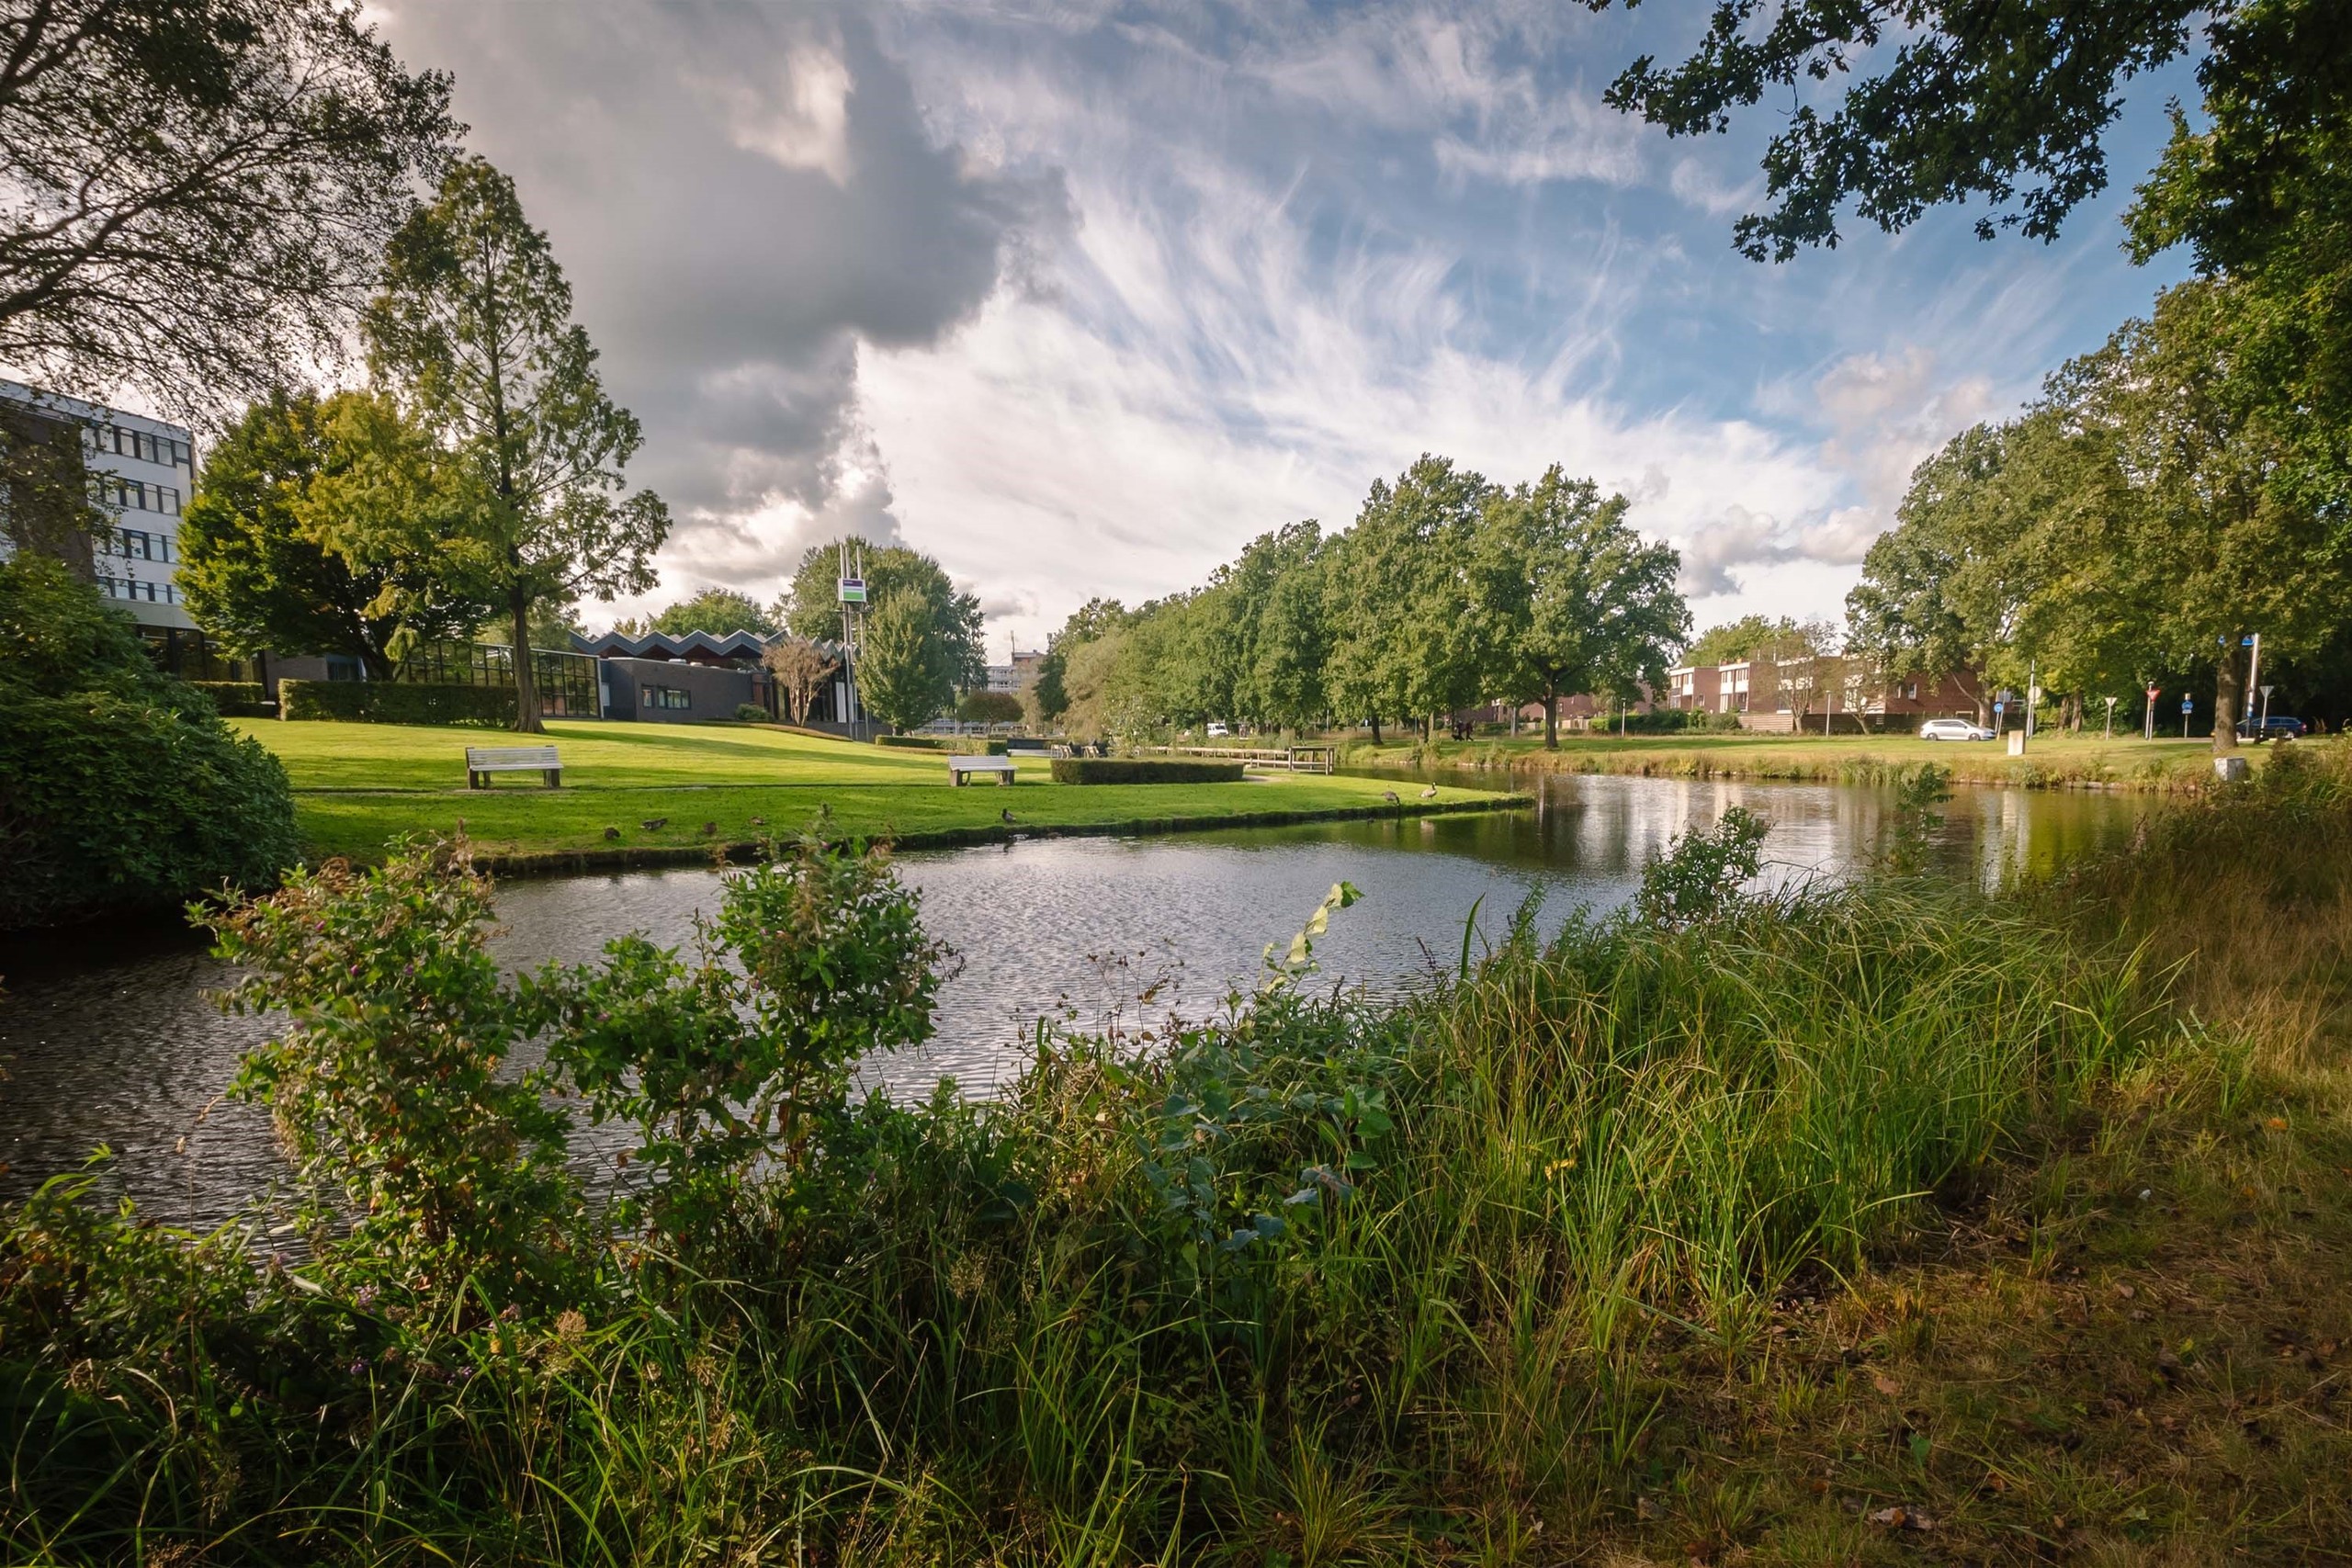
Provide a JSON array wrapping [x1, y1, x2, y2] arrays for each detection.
[[379, 2, 1069, 597]]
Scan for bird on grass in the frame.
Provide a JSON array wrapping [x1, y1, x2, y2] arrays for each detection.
[[1001, 807, 1018, 825], [749, 816, 766, 827], [1421, 784, 1439, 799], [701, 821, 718, 837], [1382, 790, 1399, 805], [603, 826, 621, 840], [640, 817, 667, 830]]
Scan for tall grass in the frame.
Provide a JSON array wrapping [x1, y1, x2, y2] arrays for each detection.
[[14, 751, 2338, 1563]]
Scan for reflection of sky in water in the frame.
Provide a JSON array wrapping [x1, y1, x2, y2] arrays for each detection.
[[0, 773, 2144, 1226]]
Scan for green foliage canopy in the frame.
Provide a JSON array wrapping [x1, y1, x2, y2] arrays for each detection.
[[782, 539, 985, 690], [856, 585, 960, 733], [651, 587, 778, 637], [361, 157, 670, 731]]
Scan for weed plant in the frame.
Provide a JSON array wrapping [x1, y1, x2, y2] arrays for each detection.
[[7, 750, 2352, 1562]]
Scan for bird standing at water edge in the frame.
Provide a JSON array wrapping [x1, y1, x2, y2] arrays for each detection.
[[1421, 784, 1439, 799], [1001, 808, 1017, 825]]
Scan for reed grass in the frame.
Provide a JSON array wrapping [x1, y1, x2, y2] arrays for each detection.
[[9, 746, 2352, 1563]]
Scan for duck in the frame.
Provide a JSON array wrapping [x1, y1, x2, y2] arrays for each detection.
[[640, 817, 667, 830], [603, 826, 621, 840]]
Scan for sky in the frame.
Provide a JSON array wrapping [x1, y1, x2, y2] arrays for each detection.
[[370, 0, 2199, 655]]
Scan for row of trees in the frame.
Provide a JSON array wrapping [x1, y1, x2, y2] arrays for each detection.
[[1035, 457, 1688, 748], [1847, 276, 2352, 749]]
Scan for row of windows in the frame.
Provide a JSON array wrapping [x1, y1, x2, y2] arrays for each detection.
[[108, 527, 175, 563], [97, 572, 180, 604], [641, 685, 693, 710], [84, 423, 194, 469], [94, 476, 182, 515]]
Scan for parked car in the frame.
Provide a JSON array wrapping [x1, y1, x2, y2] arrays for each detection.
[[1918, 717, 1996, 741], [1205, 722, 1228, 738], [2236, 715, 2307, 740]]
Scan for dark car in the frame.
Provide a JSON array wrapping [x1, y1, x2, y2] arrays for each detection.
[[2235, 715, 2307, 740]]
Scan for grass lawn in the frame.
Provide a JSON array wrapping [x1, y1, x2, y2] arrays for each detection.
[[1344, 726, 2246, 790], [237, 717, 1517, 863]]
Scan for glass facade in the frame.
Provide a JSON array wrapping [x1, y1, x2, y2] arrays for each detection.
[[396, 640, 602, 716]]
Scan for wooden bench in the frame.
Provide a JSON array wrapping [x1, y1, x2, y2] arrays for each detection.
[[465, 744, 562, 789], [946, 755, 1018, 786]]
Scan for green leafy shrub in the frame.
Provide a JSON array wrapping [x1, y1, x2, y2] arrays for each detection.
[[536, 831, 950, 1233], [1633, 805, 1771, 927], [279, 677, 516, 725], [1050, 757, 1244, 784], [0, 556, 297, 930], [733, 702, 769, 722], [185, 679, 268, 716]]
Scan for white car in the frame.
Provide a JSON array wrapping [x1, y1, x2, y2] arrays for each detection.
[[1205, 722, 1228, 738], [1917, 717, 1996, 741]]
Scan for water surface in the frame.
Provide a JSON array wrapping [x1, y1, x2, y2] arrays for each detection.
[[0, 773, 2143, 1226]]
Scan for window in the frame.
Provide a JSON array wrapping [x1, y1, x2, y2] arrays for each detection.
[[640, 685, 692, 710], [159, 485, 180, 514]]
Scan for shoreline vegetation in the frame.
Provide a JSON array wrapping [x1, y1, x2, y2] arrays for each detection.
[[1331, 728, 2249, 793], [6, 743, 2349, 1563], [232, 718, 1523, 868]]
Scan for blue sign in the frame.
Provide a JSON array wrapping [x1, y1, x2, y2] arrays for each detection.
[[1994, 700, 2006, 714], [2181, 696, 2194, 714]]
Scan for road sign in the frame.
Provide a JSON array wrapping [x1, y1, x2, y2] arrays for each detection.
[[2181, 696, 2194, 714], [837, 577, 866, 604]]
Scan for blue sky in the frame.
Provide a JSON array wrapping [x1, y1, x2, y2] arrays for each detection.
[[379, 2, 2199, 651]]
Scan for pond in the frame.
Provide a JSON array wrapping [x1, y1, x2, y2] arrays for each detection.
[[0, 772, 2145, 1229]]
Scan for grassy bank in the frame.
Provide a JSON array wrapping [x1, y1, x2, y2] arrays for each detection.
[[1340, 728, 2245, 792], [236, 718, 1516, 863], [6, 747, 2350, 1563]]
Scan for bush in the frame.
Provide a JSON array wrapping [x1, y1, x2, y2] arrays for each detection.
[[279, 678, 516, 726], [0, 557, 298, 930], [187, 679, 268, 716], [734, 703, 770, 723], [1050, 757, 1245, 784], [956, 689, 1023, 725]]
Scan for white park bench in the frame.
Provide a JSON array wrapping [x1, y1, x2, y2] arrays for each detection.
[[946, 755, 1018, 786], [465, 744, 563, 789]]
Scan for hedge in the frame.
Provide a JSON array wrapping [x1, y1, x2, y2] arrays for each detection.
[[187, 680, 269, 717], [876, 734, 1010, 755], [1049, 758, 1245, 784], [279, 679, 519, 727]]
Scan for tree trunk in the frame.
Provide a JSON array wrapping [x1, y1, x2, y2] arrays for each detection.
[[509, 592, 544, 734], [1368, 716, 1381, 744], [2213, 645, 2243, 753], [1544, 688, 1559, 750]]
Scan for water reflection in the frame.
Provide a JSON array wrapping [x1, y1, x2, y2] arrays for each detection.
[[0, 773, 2143, 1227]]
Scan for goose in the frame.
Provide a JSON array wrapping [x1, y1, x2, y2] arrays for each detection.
[[603, 826, 621, 840], [1382, 790, 1400, 805], [1001, 808, 1018, 825], [701, 821, 718, 837], [640, 817, 667, 830], [1420, 784, 1440, 799]]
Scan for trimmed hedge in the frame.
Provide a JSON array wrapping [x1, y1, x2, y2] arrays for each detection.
[[280, 679, 517, 727], [876, 734, 1010, 755], [1050, 758, 1245, 784], [187, 680, 269, 716], [734, 704, 770, 723]]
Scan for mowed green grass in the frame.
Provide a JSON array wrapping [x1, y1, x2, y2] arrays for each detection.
[[235, 718, 1509, 862], [1349, 726, 2233, 789]]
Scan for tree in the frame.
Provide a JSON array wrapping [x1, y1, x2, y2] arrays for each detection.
[[855, 587, 956, 733], [762, 636, 838, 725], [1686, 615, 1804, 670], [0, 1, 455, 413], [1476, 468, 1688, 749], [1325, 457, 1494, 739], [1032, 596, 1132, 722], [1587, 0, 2266, 261], [1250, 527, 1331, 730], [361, 157, 671, 733], [780, 540, 984, 689], [178, 389, 485, 679], [0, 400, 108, 573], [956, 689, 1023, 726], [652, 587, 777, 637]]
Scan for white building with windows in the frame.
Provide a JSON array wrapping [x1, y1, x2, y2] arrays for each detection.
[[0, 378, 198, 629]]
